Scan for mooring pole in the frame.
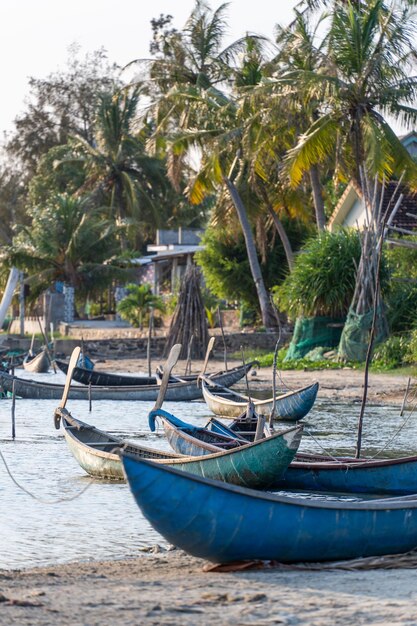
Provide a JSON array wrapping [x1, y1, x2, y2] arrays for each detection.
[[147, 309, 154, 378], [88, 383, 92, 412], [218, 306, 228, 371], [11, 378, 16, 440]]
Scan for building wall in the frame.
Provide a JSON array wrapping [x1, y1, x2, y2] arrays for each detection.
[[340, 197, 367, 229]]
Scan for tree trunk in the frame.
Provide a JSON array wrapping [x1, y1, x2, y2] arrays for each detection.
[[309, 164, 326, 231], [266, 205, 294, 271], [224, 177, 277, 329]]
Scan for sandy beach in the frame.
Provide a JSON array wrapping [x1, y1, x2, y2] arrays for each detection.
[[1, 360, 417, 625], [2, 550, 417, 625], [96, 356, 413, 406]]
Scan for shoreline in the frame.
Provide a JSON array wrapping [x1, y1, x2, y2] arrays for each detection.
[[2, 550, 417, 624], [95, 356, 412, 406], [2, 361, 416, 624]]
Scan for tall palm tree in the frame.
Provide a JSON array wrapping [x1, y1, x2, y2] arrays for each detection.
[[139, 3, 278, 327], [70, 87, 171, 249], [272, 10, 330, 230], [284, 0, 417, 191]]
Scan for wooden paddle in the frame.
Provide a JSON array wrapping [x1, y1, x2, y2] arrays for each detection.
[[152, 344, 182, 411], [60, 347, 81, 408], [200, 337, 215, 377], [54, 346, 81, 429]]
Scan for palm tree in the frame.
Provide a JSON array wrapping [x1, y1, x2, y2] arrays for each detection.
[[138, 3, 278, 328], [271, 10, 330, 230], [7, 194, 127, 302], [117, 283, 165, 328], [284, 0, 417, 191], [70, 87, 171, 250]]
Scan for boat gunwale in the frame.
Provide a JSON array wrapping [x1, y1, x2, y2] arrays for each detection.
[[121, 452, 417, 511], [62, 415, 183, 461], [202, 379, 319, 409], [2, 361, 256, 393], [62, 413, 302, 465]]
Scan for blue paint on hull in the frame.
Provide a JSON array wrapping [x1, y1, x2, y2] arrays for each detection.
[[122, 454, 417, 564]]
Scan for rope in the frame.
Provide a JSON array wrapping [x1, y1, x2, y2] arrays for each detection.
[[0, 447, 94, 504], [303, 392, 417, 466]]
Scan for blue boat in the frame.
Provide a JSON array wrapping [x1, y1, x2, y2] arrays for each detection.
[[151, 410, 417, 495], [149, 408, 248, 456], [121, 453, 417, 564], [277, 452, 417, 496]]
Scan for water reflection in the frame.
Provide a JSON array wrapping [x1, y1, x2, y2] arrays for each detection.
[[0, 371, 416, 569]]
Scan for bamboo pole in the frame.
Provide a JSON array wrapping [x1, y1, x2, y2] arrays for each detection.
[[217, 306, 228, 371]]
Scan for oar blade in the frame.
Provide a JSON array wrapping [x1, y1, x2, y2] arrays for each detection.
[[59, 346, 81, 409], [153, 344, 181, 410], [200, 337, 215, 376]]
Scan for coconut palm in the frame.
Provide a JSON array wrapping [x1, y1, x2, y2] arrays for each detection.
[[284, 0, 417, 190], [7, 194, 127, 301], [117, 283, 165, 329], [70, 87, 171, 249], [138, 3, 279, 328]]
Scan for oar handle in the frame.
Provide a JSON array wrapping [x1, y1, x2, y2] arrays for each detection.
[[152, 344, 182, 410]]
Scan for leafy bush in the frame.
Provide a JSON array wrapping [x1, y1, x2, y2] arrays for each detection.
[[372, 335, 411, 370], [405, 329, 417, 366], [196, 219, 310, 310], [273, 229, 362, 319], [117, 283, 165, 328], [385, 246, 417, 333]]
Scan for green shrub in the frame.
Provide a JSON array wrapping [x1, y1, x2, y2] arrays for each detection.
[[385, 247, 417, 333], [117, 283, 165, 328], [196, 219, 311, 310], [274, 229, 362, 319], [405, 329, 417, 365], [372, 335, 411, 370]]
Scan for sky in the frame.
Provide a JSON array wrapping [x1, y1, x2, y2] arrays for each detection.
[[1, 1, 298, 137]]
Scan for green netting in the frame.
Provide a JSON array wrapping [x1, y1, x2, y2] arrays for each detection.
[[285, 316, 345, 361], [338, 306, 388, 362]]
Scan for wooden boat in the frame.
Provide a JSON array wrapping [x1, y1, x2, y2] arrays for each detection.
[[55, 407, 302, 487], [208, 415, 417, 495], [202, 378, 319, 421], [199, 414, 417, 495], [0, 361, 254, 401], [55, 360, 156, 386], [55, 359, 257, 388], [23, 348, 50, 373], [149, 408, 257, 457], [121, 453, 417, 564]]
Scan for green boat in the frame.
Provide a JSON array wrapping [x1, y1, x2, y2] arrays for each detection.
[[55, 407, 303, 488]]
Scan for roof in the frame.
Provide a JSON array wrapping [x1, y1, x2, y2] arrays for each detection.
[[328, 180, 417, 232], [150, 245, 203, 262]]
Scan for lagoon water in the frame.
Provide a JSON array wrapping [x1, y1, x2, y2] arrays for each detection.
[[0, 369, 416, 569]]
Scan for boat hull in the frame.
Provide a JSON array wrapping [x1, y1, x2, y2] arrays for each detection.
[[23, 349, 50, 373], [202, 381, 319, 421], [60, 412, 302, 487], [122, 454, 417, 564], [277, 453, 417, 495], [0, 362, 254, 401]]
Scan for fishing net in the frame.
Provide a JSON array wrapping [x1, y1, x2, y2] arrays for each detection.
[[284, 316, 344, 361], [338, 306, 388, 362]]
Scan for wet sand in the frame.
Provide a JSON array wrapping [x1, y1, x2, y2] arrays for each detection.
[[2, 360, 416, 625], [2, 550, 417, 625], [97, 356, 413, 406]]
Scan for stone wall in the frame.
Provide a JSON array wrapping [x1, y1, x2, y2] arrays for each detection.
[[54, 330, 290, 359]]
